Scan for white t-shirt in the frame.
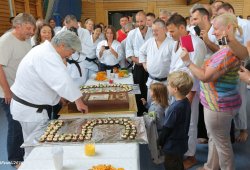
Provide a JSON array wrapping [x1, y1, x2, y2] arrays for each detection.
[[0, 32, 31, 98]]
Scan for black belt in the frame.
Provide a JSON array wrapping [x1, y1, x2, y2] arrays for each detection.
[[100, 63, 120, 70], [85, 57, 99, 68], [149, 74, 167, 82], [66, 58, 82, 77], [12, 93, 52, 113], [85, 57, 96, 62]]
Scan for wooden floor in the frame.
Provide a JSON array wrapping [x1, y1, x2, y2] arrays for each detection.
[[1, 91, 250, 170]]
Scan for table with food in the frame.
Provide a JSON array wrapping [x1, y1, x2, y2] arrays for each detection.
[[19, 68, 146, 170]]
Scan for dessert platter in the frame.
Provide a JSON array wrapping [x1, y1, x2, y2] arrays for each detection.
[[80, 83, 133, 93], [68, 91, 130, 113], [22, 117, 147, 147]]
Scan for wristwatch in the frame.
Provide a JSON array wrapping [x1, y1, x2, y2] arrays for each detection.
[[184, 60, 192, 67]]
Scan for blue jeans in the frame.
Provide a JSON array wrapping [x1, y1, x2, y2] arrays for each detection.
[[0, 98, 24, 163]]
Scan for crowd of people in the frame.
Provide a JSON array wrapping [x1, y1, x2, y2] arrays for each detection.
[[1, 0, 250, 170]]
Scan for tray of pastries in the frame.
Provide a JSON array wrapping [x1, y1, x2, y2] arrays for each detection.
[[31, 117, 148, 146], [80, 83, 133, 93]]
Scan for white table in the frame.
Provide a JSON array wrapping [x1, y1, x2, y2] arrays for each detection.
[[19, 143, 140, 170], [85, 73, 134, 85]]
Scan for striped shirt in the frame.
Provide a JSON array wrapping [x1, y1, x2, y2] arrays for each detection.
[[200, 47, 241, 112]]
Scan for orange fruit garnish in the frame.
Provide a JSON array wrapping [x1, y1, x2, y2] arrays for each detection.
[[95, 72, 107, 81], [118, 71, 125, 78]]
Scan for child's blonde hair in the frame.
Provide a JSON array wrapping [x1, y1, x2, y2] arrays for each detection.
[[150, 83, 169, 108], [167, 71, 193, 96]]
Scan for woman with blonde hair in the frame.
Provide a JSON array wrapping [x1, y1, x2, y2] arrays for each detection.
[[180, 13, 242, 170]]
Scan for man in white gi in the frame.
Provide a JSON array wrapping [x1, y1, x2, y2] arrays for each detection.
[[80, 19, 102, 82], [166, 14, 207, 169], [58, 15, 94, 86], [217, 2, 250, 142], [0, 13, 36, 168], [139, 19, 174, 100], [120, 23, 135, 68], [10, 31, 88, 158], [126, 11, 153, 116]]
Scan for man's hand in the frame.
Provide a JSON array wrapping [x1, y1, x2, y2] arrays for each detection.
[[238, 66, 250, 84], [200, 30, 208, 42], [4, 89, 12, 104], [180, 48, 191, 62], [75, 97, 88, 113]]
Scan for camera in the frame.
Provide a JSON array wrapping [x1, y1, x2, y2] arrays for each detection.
[[194, 25, 201, 37], [218, 36, 228, 46], [104, 46, 109, 50]]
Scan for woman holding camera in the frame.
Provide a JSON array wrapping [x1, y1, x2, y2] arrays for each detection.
[[96, 25, 122, 71], [180, 13, 242, 170]]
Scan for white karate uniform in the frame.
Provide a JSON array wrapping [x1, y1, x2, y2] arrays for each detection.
[[139, 36, 174, 87], [10, 41, 82, 158], [126, 27, 153, 59], [170, 34, 207, 157], [10, 41, 81, 122], [80, 28, 102, 78], [96, 40, 123, 66], [234, 17, 250, 130]]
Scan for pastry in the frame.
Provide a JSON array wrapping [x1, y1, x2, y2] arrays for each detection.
[[129, 135, 135, 140], [121, 134, 128, 139]]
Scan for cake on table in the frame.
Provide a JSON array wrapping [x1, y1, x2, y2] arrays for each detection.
[[68, 91, 129, 113]]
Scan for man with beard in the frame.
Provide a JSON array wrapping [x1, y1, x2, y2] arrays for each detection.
[[126, 11, 153, 116], [167, 13, 207, 169]]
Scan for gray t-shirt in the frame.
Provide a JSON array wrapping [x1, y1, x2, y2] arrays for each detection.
[[0, 32, 31, 97]]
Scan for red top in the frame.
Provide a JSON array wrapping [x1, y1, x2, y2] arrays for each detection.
[[117, 29, 127, 42]]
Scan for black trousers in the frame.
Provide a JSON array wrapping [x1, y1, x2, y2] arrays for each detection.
[[164, 153, 184, 170], [133, 64, 148, 116]]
